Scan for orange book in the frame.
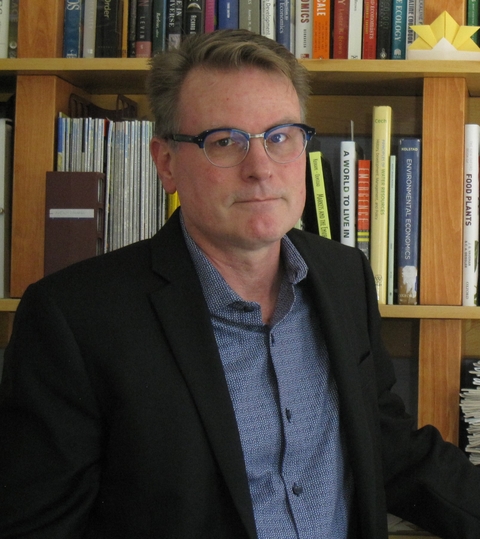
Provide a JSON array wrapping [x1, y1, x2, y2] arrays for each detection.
[[313, 0, 332, 59]]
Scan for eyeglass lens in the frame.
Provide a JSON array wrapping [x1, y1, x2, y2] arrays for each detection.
[[203, 125, 307, 167]]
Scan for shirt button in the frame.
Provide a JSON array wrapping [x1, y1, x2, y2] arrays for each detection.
[[292, 483, 303, 496]]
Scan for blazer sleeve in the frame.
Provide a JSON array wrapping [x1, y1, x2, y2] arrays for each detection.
[[357, 252, 480, 539], [0, 282, 103, 538]]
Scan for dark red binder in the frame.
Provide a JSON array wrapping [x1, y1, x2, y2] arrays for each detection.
[[44, 172, 106, 276]]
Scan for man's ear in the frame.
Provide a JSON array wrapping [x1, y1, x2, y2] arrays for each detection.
[[150, 137, 177, 194]]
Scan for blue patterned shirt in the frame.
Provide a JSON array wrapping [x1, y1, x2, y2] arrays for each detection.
[[182, 217, 353, 539]]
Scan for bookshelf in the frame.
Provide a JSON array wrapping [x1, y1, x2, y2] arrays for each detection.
[[0, 0, 475, 449]]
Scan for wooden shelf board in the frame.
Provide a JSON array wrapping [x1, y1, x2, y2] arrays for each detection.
[[380, 305, 480, 319], [2, 58, 480, 95], [0, 299, 20, 312]]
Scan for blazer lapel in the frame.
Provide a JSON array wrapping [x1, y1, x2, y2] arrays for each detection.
[[148, 214, 257, 539]]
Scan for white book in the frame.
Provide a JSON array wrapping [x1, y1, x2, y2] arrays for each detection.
[[0, 119, 12, 297], [463, 124, 480, 306], [261, 0, 275, 40], [295, 0, 312, 58], [347, 0, 363, 59], [0, 0, 10, 58], [339, 140, 358, 247]]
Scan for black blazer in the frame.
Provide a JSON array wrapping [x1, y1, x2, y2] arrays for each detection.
[[1, 210, 480, 539]]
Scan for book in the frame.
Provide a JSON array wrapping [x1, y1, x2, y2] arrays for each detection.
[[396, 137, 421, 305], [204, 0, 216, 32], [370, 105, 392, 304], [152, 0, 167, 53], [347, 0, 363, 59], [167, 0, 183, 49], [217, 0, 239, 29], [339, 139, 360, 247], [468, 0, 479, 45], [313, 0, 331, 59], [83, 0, 97, 57], [376, 0, 392, 59], [240, 0, 261, 33], [63, 0, 83, 58], [391, 0, 407, 59], [332, 0, 349, 58], [362, 0, 377, 59], [405, 0, 415, 50], [261, 0, 275, 39], [0, 0, 10, 58], [128, 0, 138, 55], [460, 358, 480, 464], [184, 0, 204, 35], [357, 159, 371, 259], [387, 154, 396, 304], [44, 172, 106, 276], [463, 124, 480, 306], [276, 0, 292, 52], [0, 119, 12, 297], [307, 151, 333, 239], [136, 0, 154, 56], [7, 0, 17, 57], [96, 0, 123, 57], [295, 0, 313, 58]]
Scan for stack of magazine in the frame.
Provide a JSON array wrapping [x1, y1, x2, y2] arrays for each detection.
[[460, 359, 480, 465]]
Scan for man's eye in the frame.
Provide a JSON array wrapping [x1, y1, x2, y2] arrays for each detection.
[[215, 137, 234, 148], [269, 132, 288, 144]]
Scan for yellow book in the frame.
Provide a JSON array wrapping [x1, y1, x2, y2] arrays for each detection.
[[309, 150, 331, 239], [370, 105, 392, 304], [167, 192, 181, 220]]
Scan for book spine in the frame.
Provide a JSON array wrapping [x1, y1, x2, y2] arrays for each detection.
[[0, 119, 12, 297], [167, 0, 183, 49], [184, 0, 204, 36], [347, 0, 363, 59], [376, 0, 392, 59], [152, 0, 167, 53], [217, 0, 239, 29], [295, 0, 313, 59], [332, 0, 349, 59], [135, 0, 153, 57], [128, 0, 138, 56], [96, 0, 123, 57], [357, 159, 371, 259], [340, 140, 357, 247], [387, 154, 396, 304], [239, 0, 260, 33], [467, 0, 479, 45], [261, 0, 275, 39], [83, 0, 97, 57], [63, 0, 83, 58], [405, 0, 415, 50], [414, 0, 423, 25], [204, 0, 216, 32], [7, 0, 18, 57], [276, 0, 292, 53], [0, 0, 10, 58], [309, 151, 332, 239], [370, 105, 392, 304], [391, 0, 407, 59], [463, 125, 480, 306], [313, 0, 331, 59], [362, 0, 377, 59], [396, 137, 421, 305]]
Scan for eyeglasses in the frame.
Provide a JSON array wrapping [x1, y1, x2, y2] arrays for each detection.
[[168, 123, 316, 168]]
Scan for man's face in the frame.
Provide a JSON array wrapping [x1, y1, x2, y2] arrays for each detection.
[[151, 66, 307, 257]]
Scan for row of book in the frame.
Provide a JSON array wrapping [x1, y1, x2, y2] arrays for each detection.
[[50, 115, 169, 275], [61, 0, 424, 59], [460, 357, 480, 465], [0, 0, 18, 58], [303, 106, 422, 306]]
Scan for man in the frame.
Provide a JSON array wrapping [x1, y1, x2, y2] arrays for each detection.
[[0, 29, 479, 539]]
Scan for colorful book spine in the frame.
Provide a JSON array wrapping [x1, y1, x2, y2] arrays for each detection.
[[362, 0, 377, 59], [83, 0, 97, 58], [333, 0, 349, 58], [347, 0, 363, 59], [276, 0, 293, 52], [396, 137, 421, 305], [467, 0, 479, 45], [261, 0, 275, 39], [463, 125, 480, 306], [63, 0, 83, 58], [239, 0, 261, 33], [184, 0, 205, 35], [376, 0, 392, 59], [313, 0, 331, 59], [167, 0, 183, 49], [387, 154, 396, 304], [370, 105, 392, 304], [340, 140, 358, 247], [309, 151, 332, 239], [217, 0, 239, 29], [405, 0, 415, 50], [357, 159, 371, 259], [152, 0, 167, 53], [295, 0, 313, 58], [204, 0, 216, 32], [391, 0, 407, 59]]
